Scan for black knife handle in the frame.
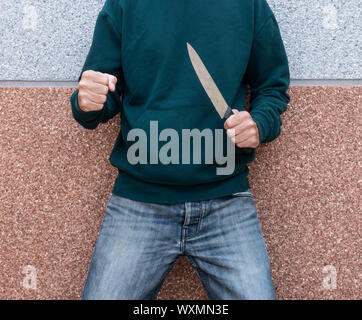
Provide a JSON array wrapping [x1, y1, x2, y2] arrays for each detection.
[[223, 106, 254, 155], [223, 107, 234, 120]]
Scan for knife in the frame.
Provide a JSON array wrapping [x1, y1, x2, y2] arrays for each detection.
[[187, 42, 253, 154]]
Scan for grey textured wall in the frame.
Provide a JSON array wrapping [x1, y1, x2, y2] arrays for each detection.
[[0, 0, 361, 81]]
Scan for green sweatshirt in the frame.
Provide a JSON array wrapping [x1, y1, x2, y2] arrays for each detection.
[[70, 0, 290, 204]]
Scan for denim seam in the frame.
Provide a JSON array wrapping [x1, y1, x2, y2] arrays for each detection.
[[180, 203, 191, 253], [186, 255, 213, 300], [196, 202, 206, 234]]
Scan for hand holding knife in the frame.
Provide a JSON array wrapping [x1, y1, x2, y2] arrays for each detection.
[[187, 42, 255, 154]]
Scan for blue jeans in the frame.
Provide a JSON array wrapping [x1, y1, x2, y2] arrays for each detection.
[[81, 190, 276, 300]]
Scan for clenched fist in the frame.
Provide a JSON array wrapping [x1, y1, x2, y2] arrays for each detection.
[[225, 109, 260, 149], [77, 70, 117, 112]]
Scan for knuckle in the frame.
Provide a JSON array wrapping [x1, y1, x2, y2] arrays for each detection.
[[99, 73, 108, 83], [95, 74, 102, 82], [238, 111, 246, 118], [247, 119, 254, 128], [78, 81, 86, 90], [240, 114, 248, 123], [102, 86, 109, 95], [82, 70, 91, 78]]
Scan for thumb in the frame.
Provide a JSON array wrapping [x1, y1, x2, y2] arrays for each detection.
[[105, 74, 118, 92], [232, 109, 239, 115]]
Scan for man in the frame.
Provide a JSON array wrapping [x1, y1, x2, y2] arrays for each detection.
[[70, 0, 290, 300]]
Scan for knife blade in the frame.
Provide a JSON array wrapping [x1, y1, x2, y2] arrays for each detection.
[[187, 42, 253, 154]]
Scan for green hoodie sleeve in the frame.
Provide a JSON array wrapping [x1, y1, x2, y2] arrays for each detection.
[[70, 1, 124, 130], [245, 2, 291, 144]]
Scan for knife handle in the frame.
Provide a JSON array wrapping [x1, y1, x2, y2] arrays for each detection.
[[222, 107, 234, 121], [223, 106, 254, 155]]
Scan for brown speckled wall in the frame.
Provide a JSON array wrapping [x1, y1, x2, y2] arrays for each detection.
[[0, 86, 360, 300]]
